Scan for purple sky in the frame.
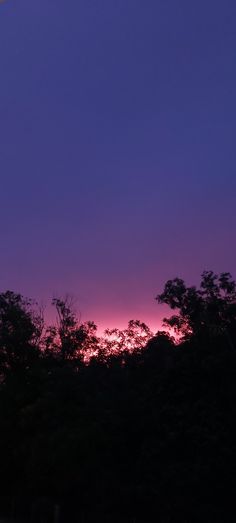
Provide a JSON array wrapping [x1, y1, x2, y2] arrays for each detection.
[[1, 0, 236, 332]]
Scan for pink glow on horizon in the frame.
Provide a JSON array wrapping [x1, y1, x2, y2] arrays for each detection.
[[43, 302, 166, 337]]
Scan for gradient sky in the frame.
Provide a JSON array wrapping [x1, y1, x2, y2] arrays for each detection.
[[1, 0, 236, 332]]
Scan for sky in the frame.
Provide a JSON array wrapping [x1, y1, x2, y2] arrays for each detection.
[[0, 0, 236, 332]]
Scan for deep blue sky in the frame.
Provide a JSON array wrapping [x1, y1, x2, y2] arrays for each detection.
[[0, 0, 236, 331]]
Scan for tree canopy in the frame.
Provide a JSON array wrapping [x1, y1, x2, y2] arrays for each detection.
[[0, 271, 236, 522]]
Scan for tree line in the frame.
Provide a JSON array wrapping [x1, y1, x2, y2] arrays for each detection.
[[0, 270, 236, 522]]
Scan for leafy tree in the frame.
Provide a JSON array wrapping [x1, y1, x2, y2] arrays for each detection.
[[0, 291, 41, 378], [78, 320, 100, 361], [100, 320, 152, 360], [51, 297, 86, 361], [44, 298, 100, 363], [157, 271, 236, 346]]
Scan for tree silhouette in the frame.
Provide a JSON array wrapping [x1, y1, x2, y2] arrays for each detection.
[[0, 291, 41, 378], [0, 272, 236, 522], [101, 319, 152, 359], [52, 296, 84, 360], [157, 270, 236, 346]]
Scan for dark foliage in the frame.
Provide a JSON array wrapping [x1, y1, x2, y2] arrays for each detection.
[[0, 272, 236, 522]]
